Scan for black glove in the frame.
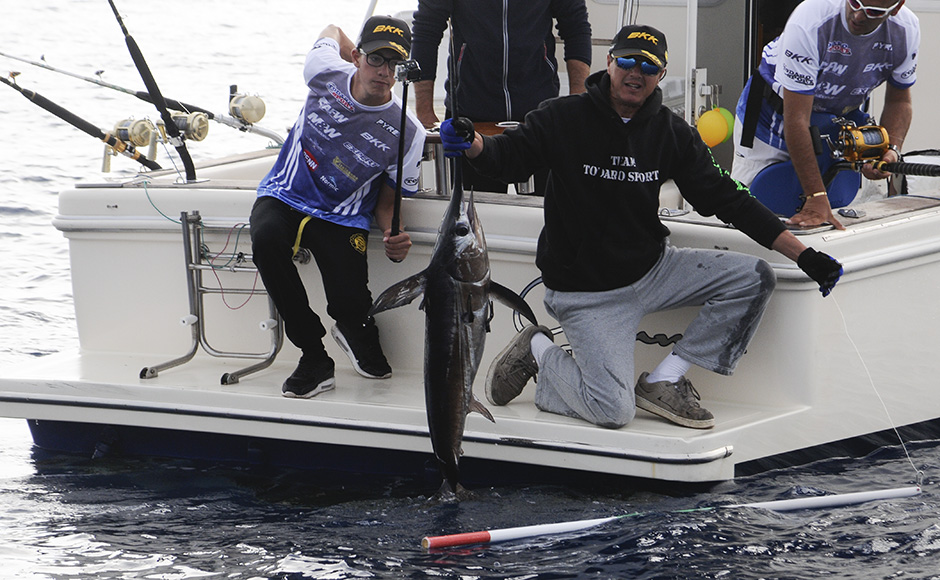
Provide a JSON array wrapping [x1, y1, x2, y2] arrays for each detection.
[[798, 248, 843, 297], [440, 117, 474, 157]]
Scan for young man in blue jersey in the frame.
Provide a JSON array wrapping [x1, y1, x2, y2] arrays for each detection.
[[732, 0, 919, 229], [250, 16, 426, 398], [441, 24, 843, 430]]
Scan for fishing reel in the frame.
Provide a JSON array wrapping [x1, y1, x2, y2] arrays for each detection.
[[114, 118, 156, 148], [395, 59, 421, 83], [826, 119, 890, 163], [229, 93, 266, 125], [170, 111, 210, 142], [104, 118, 158, 172]]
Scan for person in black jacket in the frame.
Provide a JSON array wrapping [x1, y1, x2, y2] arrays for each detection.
[[440, 24, 843, 430], [410, 0, 592, 194]]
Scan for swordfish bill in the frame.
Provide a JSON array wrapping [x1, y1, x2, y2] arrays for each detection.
[[370, 182, 538, 494]]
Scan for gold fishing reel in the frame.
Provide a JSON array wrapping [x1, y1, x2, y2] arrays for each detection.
[[103, 118, 158, 172], [229, 93, 266, 125], [170, 111, 210, 141], [114, 117, 156, 147], [830, 119, 890, 163]]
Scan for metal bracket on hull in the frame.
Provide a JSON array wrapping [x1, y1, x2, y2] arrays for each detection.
[[140, 211, 284, 384]]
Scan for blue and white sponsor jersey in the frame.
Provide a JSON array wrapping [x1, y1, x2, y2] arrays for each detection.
[[737, 0, 918, 150], [258, 37, 426, 231]]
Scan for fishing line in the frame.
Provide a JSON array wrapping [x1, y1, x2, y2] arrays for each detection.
[[830, 294, 925, 485], [155, 137, 187, 183]]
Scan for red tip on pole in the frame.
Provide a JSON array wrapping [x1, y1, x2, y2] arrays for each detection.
[[422, 530, 492, 549]]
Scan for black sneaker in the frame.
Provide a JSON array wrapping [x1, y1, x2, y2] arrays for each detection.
[[635, 372, 715, 429], [331, 320, 392, 379], [282, 355, 335, 398]]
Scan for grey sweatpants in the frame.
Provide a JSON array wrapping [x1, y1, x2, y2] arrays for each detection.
[[535, 244, 776, 428]]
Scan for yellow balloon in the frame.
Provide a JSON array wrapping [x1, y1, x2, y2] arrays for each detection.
[[697, 109, 728, 147]]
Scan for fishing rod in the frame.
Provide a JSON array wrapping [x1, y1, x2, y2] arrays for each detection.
[[106, 0, 197, 182], [447, 19, 464, 192], [390, 60, 421, 241], [444, 20, 475, 184], [817, 121, 940, 184], [1, 74, 161, 171], [422, 485, 922, 549], [824, 159, 940, 183], [0, 50, 283, 145]]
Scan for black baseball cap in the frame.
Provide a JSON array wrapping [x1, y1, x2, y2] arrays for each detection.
[[358, 15, 412, 60], [609, 24, 668, 68]]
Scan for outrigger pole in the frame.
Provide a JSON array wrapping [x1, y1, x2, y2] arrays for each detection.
[[0, 74, 161, 171], [0, 50, 284, 145], [106, 0, 197, 182], [361, 0, 380, 32]]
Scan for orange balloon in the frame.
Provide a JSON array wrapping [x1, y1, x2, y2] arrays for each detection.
[[697, 109, 728, 147]]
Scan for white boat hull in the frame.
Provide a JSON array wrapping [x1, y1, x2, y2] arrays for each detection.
[[3, 149, 940, 484]]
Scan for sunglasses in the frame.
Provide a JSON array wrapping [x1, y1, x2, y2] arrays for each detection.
[[614, 56, 662, 76], [846, 0, 900, 19], [364, 52, 403, 70]]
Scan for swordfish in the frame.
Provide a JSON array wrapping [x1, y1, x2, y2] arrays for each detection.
[[370, 184, 537, 495]]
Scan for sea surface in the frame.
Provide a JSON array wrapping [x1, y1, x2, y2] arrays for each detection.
[[2, 1, 940, 578]]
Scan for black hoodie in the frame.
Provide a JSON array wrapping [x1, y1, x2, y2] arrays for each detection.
[[470, 69, 786, 292]]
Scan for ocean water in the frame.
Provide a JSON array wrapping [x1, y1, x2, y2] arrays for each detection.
[[3, 1, 940, 578]]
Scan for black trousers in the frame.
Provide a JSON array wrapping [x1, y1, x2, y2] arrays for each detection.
[[250, 196, 374, 357]]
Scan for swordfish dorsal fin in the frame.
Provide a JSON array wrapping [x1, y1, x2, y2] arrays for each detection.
[[489, 281, 538, 326], [369, 271, 428, 316]]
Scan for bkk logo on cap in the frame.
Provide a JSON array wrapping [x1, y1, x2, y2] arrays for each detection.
[[372, 24, 406, 38], [627, 31, 660, 45]]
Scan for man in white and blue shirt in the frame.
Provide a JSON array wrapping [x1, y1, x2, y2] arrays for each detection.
[[732, 0, 919, 229], [251, 16, 426, 398]]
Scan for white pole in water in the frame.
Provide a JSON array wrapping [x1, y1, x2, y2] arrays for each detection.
[[421, 486, 921, 549], [728, 486, 922, 511]]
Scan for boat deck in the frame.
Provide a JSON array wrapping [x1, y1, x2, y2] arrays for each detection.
[[1, 348, 810, 483]]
